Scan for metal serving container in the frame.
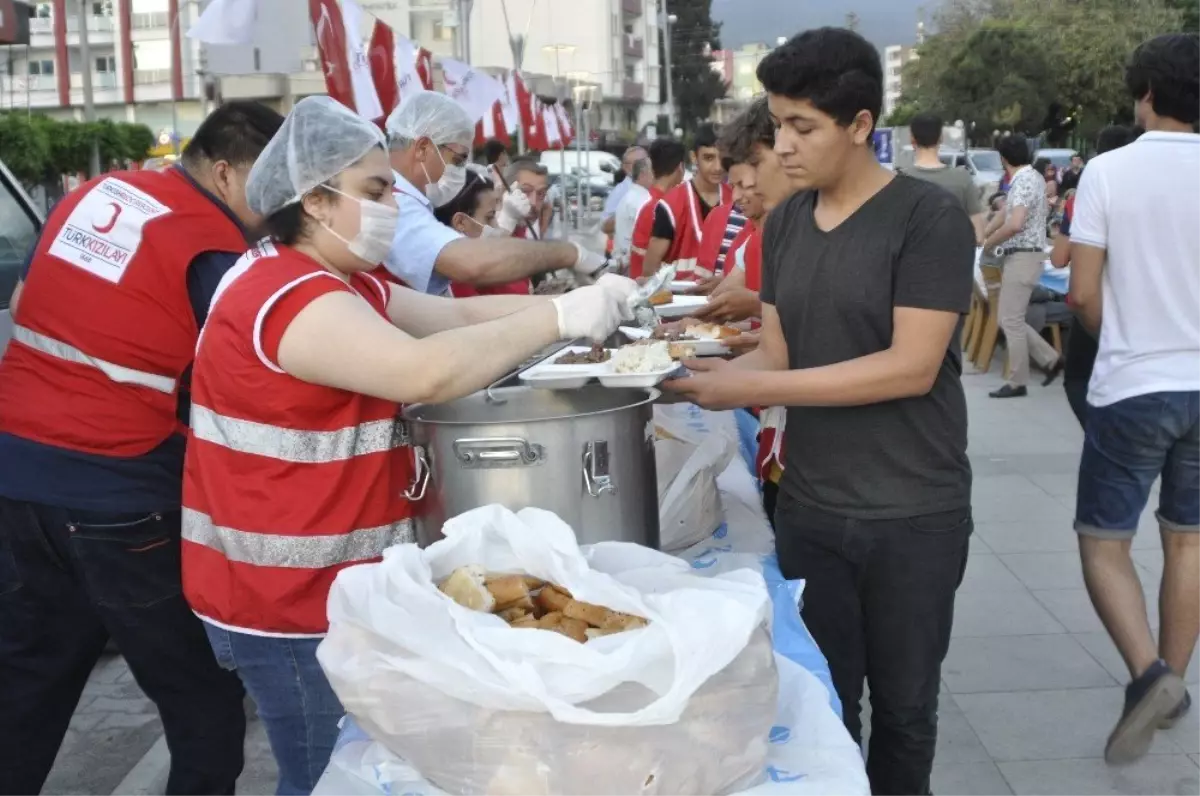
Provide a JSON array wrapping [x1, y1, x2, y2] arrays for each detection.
[[402, 386, 660, 549]]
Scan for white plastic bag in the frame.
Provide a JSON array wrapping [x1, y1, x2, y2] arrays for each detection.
[[655, 405, 737, 551], [313, 654, 870, 796], [317, 505, 776, 795]]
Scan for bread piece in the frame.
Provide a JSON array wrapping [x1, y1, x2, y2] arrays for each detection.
[[510, 614, 538, 628], [485, 575, 530, 606], [497, 604, 531, 623], [585, 626, 622, 641], [667, 342, 695, 360], [534, 611, 564, 629], [648, 289, 673, 306], [563, 599, 613, 629], [552, 616, 589, 643], [496, 595, 536, 615], [521, 576, 546, 591], [602, 611, 649, 631], [438, 565, 496, 612], [715, 325, 741, 339], [534, 584, 572, 615]]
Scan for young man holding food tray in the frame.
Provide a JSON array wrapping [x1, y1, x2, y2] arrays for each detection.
[[664, 28, 975, 796]]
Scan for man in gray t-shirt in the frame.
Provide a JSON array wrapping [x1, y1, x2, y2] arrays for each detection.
[[904, 112, 984, 241]]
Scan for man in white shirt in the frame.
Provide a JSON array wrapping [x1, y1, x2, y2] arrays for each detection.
[[1069, 32, 1199, 765], [612, 157, 653, 268], [382, 93, 605, 294], [600, 146, 647, 235]]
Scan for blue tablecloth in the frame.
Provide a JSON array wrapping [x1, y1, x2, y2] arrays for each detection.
[[1041, 268, 1069, 295]]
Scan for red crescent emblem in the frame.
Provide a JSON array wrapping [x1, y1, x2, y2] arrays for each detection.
[[92, 202, 122, 234]]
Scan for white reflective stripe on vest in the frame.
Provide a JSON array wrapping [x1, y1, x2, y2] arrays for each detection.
[[12, 324, 177, 395], [191, 405, 404, 464], [183, 508, 415, 569]]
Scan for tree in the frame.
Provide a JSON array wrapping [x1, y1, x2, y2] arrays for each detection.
[[0, 113, 156, 186], [0, 114, 50, 185], [938, 21, 1056, 133], [884, 99, 921, 127], [665, 0, 727, 133]]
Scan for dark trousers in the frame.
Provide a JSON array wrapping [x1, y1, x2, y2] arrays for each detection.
[[762, 479, 779, 528], [1063, 318, 1099, 430], [0, 498, 247, 795], [774, 497, 972, 796]]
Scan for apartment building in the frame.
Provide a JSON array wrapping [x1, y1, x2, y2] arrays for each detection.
[[883, 43, 917, 119]]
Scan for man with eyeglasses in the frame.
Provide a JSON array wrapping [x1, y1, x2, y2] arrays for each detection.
[[382, 93, 606, 295], [496, 160, 552, 240]]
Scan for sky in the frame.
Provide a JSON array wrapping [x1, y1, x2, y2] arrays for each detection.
[[710, 0, 927, 50]]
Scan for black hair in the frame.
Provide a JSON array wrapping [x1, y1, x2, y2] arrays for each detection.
[[433, 170, 494, 227], [987, 191, 1006, 208], [482, 139, 508, 165], [182, 100, 284, 168], [717, 97, 775, 168], [1095, 125, 1138, 155], [910, 112, 944, 148], [1125, 33, 1200, 125], [264, 184, 336, 246], [756, 27, 883, 134], [998, 134, 1033, 167], [693, 123, 719, 152], [648, 137, 687, 179]]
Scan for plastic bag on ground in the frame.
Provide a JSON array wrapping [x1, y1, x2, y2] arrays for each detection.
[[317, 505, 777, 796], [313, 654, 870, 796], [654, 405, 737, 551]]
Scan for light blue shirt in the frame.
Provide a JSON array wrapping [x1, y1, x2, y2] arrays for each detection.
[[383, 171, 458, 295], [604, 176, 632, 217]]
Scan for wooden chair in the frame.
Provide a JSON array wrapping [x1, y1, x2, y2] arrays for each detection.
[[972, 264, 1004, 373]]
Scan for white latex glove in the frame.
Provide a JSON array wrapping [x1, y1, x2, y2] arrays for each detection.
[[596, 273, 638, 321], [571, 241, 607, 278], [551, 284, 627, 342], [497, 185, 532, 233]]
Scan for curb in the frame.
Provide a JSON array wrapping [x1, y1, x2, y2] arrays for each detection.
[[111, 734, 169, 795]]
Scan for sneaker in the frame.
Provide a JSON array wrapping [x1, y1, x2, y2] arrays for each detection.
[[989, 384, 1028, 399], [1159, 689, 1192, 730], [1105, 660, 1188, 764]]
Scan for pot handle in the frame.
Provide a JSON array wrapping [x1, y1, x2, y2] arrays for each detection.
[[404, 445, 431, 501], [583, 441, 617, 498], [453, 438, 543, 467]]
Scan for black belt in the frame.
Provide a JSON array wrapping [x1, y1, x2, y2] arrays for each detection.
[[998, 246, 1043, 256]]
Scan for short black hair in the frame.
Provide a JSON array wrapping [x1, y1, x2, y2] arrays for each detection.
[[433, 169, 493, 227], [182, 100, 284, 167], [693, 123, 719, 152], [997, 134, 1033, 167], [1095, 125, 1138, 155], [987, 191, 1007, 208], [717, 97, 775, 169], [482, 139, 508, 165], [648, 137, 686, 179], [757, 27, 883, 134], [1125, 33, 1199, 125], [910, 112, 943, 148]]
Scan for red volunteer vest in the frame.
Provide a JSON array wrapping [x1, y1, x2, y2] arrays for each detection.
[[451, 226, 532, 298], [628, 185, 668, 279], [659, 181, 733, 281], [740, 224, 764, 293], [182, 243, 418, 635], [0, 168, 246, 456], [695, 203, 739, 279]]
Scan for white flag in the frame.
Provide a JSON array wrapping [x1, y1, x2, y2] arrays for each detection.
[[500, 72, 520, 135], [481, 104, 500, 139], [342, 0, 384, 121], [440, 57, 505, 124], [543, 104, 562, 147], [392, 30, 421, 108], [187, 0, 258, 45]]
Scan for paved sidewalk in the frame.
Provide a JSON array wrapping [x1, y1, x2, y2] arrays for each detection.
[[47, 361, 1200, 795]]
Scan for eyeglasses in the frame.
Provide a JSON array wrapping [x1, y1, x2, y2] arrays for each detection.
[[440, 146, 469, 168]]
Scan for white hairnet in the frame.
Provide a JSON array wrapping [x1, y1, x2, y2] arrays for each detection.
[[246, 96, 386, 217], [385, 91, 474, 151]]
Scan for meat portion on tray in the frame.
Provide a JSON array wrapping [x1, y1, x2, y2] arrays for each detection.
[[554, 344, 611, 365]]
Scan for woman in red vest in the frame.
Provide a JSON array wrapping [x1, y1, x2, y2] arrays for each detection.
[[181, 97, 636, 795]]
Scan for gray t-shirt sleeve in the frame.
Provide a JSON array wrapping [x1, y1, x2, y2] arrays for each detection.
[[893, 193, 975, 315]]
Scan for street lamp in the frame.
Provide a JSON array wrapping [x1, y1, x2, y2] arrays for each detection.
[[662, 5, 678, 132], [775, 36, 787, 47]]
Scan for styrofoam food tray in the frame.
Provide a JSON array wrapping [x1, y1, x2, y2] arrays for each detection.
[[620, 326, 728, 357], [518, 347, 611, 389], [597, 361, 687, 389], [669, 279, 700, 293], [653, 294, 708, 319]]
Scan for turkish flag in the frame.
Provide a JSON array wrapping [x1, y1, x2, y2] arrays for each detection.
[[308, 0, 352, 110], [476, 102, 510, 146], [514, 73, 539, 146], [368, 21, 398, 117], [528, 97, 549, 151], [555, 103, 574, 147], [416, 47, 433, 90]]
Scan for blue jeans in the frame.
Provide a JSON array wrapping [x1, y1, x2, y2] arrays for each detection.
[[1076, 391, 1200, 538], [203, 624, 343, 796]]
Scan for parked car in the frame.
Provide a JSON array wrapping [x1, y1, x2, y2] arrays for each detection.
[[1034, 148, 1078, 171], [894, 146, 1004, 205], [0, 160, 44, 357]]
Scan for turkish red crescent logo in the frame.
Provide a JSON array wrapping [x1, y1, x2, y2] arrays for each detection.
[[92, 202, 122, 234]]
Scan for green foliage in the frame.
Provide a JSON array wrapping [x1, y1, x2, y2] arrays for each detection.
[[884, 99, 921, 127], [0, 113, 156, 184], [901, 0, 1188, 138], [666, 0, 727, 134]]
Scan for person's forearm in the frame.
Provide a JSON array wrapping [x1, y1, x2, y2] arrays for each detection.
[[436, 238, 575, 286], [9, 279, 22, 316], [601, 215, 616, 236], [1072, 295, 1102, 334], [1050, 233, 1071, 268], [971, 214, 986, 244], [982, 221, 1019, 249], [726, 347, 780, 372], [753, 348, 936, 407], [458, 294, 550, 326], [642, 238, 669, 277]]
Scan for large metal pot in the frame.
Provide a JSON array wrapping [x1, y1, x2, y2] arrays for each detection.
[[402, 386, 660, 549]]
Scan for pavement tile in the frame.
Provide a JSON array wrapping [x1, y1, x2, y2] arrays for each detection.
[[997, 755, 1200, 795], [972, 491, 1075, 526], [952, 588, 1067, 638], [959, 554, 1027, 592], [97, 712, 159, 731], [955, 688, 1187, 762], [1033, 588, 1159, 635], [1190, 754, 1199, 767], [942, 635, 1118, 694], [934, 706, 995, 764], [85, 696, 155, 715], [1072, 631, 1200, 686], [931, 761, 1014, 795], [975, 521, 1082, 554], [999, 551, 1088, 591]]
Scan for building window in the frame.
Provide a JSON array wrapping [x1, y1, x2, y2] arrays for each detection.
[[35, 2, 51, 18], [624, 64, 634, 81], [28, 59, 55, 76], [432, 20, 452, 41], [95, 55, 116, 72], [92, 1, 113, 15]]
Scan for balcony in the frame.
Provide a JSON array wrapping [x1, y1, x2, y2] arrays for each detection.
[[624, 33, 643, 58], [622, 80, 643, 101], [66, 15, 115, 33], [622, 0, 642, 16], [70, 71, 119, 89], [134, 68, 172, 85]]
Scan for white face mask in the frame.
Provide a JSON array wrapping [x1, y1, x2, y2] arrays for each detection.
[[319, 185, 398, 265], [422, 145, 467, 208], [464, 215, 506, 239]]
